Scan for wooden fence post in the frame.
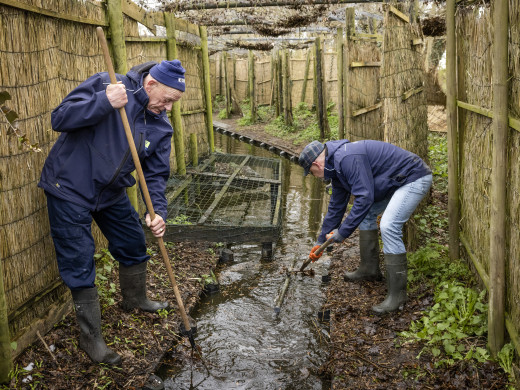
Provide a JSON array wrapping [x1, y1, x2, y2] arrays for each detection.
[[314, 37, 330, 140], [301, 49, 312, 104], [219, 53, 223, 96], [489, 0, 508, 357], [337, 27, 345, 139], [0, 257, 12, 384], [446, 0, 460, 261], [345, 8, 355, 141], [282, 49, 293, 126], [248, 50, 257, 122], [107, 0, 138, 208], [277, 50, 284, 117], [199, 25, 214, 153], [165, 13, 186, 175], [223, 52, 231, 117], [189, 133, 198, 166]]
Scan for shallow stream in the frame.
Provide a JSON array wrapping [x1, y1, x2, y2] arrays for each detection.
[[158, 134, 332, 390]]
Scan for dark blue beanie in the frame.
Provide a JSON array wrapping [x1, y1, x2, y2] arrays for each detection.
[[149, 59, 186, 92]]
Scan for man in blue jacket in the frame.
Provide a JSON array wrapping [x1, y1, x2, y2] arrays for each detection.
[[299, 139, 432, 314], [39, 60, 186, 365]]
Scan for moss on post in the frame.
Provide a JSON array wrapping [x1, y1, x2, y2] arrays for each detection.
[[189, 133, 198, 166], [165, 13, 186, 175], [199, 26, 214, 153]]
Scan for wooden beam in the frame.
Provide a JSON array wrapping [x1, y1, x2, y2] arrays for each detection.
[[388, 5, 410, 23], [457, 101, 520, 132], [350, 61, 381, 68], [0, 0, 108, 25], [121, 0, 161, 34], [401, 86, 424, 101], [179, 0, 384, 11], [188, 171, 281, 185], [352, 102, 382, 117]]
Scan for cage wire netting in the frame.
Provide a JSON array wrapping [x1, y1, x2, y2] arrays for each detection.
[[163, 152, 282, 244]]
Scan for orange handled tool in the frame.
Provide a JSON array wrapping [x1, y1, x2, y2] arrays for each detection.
[[299, 237, 335, 272]]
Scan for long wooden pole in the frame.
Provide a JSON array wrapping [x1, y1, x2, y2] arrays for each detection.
[[300, 49, 312, 103], [489, 0, 508, 357], [336, 27, 345, 139], [445, 0, 459, 261], [164, 13, 187, 176], [315, 37, 327, 140], [345, 8, 354, 141], [248, 50, 257, 122], [96, 27, 195, 348], [199, 25, 214, 153]]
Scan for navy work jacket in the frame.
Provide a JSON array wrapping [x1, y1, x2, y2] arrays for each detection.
[[317, 139, 431, 243], [39, 62, 173, 218]]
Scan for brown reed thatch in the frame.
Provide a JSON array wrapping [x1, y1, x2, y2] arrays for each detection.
[[456, 5, 492, 295], [345, 38, 382, 141], [381, 4, 428, 162], [0, 0, 209, 359]]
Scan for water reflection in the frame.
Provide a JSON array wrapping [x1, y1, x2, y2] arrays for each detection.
[[159, 135, 331, 390]]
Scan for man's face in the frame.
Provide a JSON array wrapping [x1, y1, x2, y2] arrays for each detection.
[[309, 159, 324, 178], [146, 81, 183, 114]]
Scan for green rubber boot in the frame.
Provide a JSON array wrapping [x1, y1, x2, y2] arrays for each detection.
[[119, 262, 169, 313], [71, 288, 122, 365], [344, 230, 383, 282], [372, 253, 408, 314]]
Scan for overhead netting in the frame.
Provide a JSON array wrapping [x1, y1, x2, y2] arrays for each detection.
[[163, 153, 282, 244]]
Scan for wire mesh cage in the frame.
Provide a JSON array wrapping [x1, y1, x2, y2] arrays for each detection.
[[161, 152, 282, 244]]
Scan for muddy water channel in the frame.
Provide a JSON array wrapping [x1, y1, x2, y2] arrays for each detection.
[[158, 135, 332, 389]]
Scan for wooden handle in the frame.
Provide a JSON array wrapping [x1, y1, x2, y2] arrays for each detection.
[[299, 237, 334, 272], [96, 27, 193, 336]]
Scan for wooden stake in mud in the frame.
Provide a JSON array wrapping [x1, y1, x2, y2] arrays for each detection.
[[96, 27, 196, 349]]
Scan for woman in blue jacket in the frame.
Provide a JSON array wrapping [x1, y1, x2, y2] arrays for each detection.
[[299, 139, 432, 314], [39, 60, 185, 365]]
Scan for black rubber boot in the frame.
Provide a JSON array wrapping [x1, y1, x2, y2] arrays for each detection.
[[119, 262, 169, 312], [372, 253, 408, 314], [344, 230, 383, 282], [71, 288, 122, 365]]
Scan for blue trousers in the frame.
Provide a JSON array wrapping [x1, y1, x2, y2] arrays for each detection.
[[45, 192, 149, 290], [358, 174, 433, 254]]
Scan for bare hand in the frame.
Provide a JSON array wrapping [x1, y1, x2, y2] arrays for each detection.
[[106, 82, 128, 109], [145, 214, 166, 238]]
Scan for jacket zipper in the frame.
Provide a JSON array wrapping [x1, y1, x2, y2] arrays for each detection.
[[94, 109, 145, 210]]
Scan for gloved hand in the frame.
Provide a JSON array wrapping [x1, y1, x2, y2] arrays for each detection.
[[326, 229, 345, 243], [309, 244, 324, 262]]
